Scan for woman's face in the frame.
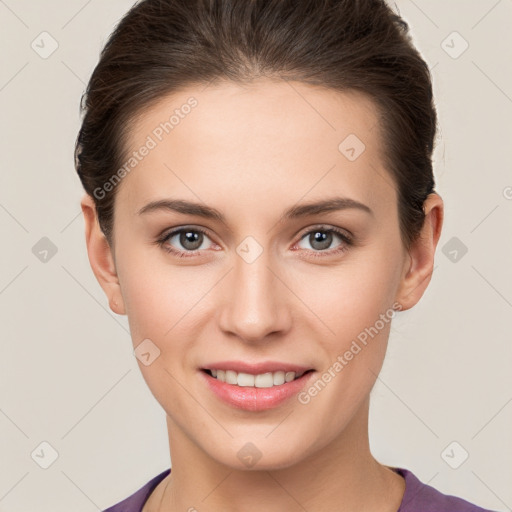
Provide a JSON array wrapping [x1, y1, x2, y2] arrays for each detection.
[[90, 79, 430, 469]]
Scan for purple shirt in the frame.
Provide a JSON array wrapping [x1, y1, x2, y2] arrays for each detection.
[[103, 467, 498, 511]]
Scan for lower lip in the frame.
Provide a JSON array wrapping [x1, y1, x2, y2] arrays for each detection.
[[200, 370, 316, 411]]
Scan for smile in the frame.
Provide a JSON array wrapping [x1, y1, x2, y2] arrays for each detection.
[[204, 369, 310, 388], [200, 366, 316, 411]]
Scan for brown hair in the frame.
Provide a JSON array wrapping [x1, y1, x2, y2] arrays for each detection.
[[74, 0, 437, 249]]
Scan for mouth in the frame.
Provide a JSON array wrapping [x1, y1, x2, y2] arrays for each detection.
[[201, 368, 315, 388], [200, 367, 316, 411]]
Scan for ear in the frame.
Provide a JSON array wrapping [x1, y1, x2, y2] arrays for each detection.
[[80, 193, 126, 315], [395, 192, 444, 311]]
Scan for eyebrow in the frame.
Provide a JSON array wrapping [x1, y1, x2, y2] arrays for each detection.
[[137, 197, 373, 221]]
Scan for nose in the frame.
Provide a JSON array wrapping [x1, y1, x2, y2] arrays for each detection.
[[217, 245, 292, 344]]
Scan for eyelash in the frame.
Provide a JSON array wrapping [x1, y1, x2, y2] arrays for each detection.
[[155, 225, 353, 259]]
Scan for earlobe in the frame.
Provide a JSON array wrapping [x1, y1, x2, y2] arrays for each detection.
[[109, 296, 123, 315], [395, 192, 444, 311], [80, 194, 126, 316]]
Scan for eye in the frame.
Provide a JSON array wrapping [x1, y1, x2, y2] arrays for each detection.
[[156, 227, 216, 258], [294, 225, 353, 257], [156, 224, 353, 259]]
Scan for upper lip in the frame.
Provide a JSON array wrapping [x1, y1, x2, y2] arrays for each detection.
[[201, 360, 314, 374]]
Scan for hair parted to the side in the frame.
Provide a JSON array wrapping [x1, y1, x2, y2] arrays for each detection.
[[74, 0, 437, 249]]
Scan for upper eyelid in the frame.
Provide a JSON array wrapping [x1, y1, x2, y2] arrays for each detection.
[[296, 224, 352, 239]]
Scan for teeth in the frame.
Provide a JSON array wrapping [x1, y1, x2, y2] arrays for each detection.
[[225, 370, 238, 385], [208, 369, 306, 387]]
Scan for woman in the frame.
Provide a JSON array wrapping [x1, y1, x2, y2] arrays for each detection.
[[75, 0, 498, 510]]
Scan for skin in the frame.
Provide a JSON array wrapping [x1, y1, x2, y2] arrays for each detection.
[[81, 79, 443, 512]]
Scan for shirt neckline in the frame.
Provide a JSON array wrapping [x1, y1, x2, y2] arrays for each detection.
[[141, 466, 410, 510]]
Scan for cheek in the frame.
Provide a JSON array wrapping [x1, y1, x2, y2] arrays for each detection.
[[294, 258, 398, 427], [293, 252, 400, 347], [117, 259, 205, 408], [117, 253, 216, 354], [116, 248, 179, 340], [120, 275, 171, 343]]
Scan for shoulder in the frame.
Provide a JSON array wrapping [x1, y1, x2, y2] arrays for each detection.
[[102, 468, 171, 512], [396, 467, 498, 512]]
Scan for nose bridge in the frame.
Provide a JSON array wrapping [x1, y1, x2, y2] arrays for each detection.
[[218, 240, 290, 342]]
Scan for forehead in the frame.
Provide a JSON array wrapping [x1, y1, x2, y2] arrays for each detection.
[[118, 79, 395, 220]]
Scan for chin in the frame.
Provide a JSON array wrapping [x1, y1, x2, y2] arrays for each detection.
[[206, 436, 311, 472]]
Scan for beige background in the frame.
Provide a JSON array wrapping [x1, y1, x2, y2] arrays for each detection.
[[1, 0, 511, 510]]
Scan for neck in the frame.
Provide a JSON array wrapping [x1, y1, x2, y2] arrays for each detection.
[[150, 397, 405, 512]]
